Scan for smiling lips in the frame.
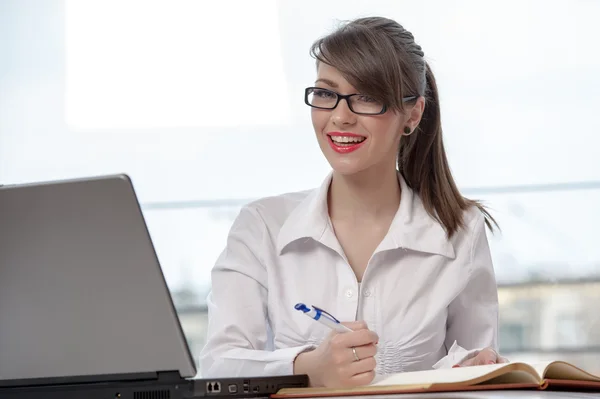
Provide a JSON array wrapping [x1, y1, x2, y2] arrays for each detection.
[[327, 132, 367, 154]]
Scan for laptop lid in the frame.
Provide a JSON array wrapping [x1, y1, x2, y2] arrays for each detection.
[[0, 175, 196, 386]]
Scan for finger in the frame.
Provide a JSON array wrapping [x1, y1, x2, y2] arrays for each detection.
[[484, 348, 503, 364], [341, 321, 368, 331], [340, 321, 381, 345], [351, 343, 377, 361], [347, 356, 377, 376], [458, 350, 495, 367], [338, 329, 379, 348], [472, 350, 498, 366], [348, 370, 376, 386], [340, 321, 379, 345], [458, 357, 475, 367]]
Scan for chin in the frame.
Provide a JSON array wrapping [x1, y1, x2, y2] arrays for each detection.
[[326, 159, 369, 176], [318, 141, 371, 176]]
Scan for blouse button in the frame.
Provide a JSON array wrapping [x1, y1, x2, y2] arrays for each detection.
[[345, 289, 354, 298], [363, 290, 371, 297]]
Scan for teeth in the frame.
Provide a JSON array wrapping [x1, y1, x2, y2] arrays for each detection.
[[330, 136, 365, 143]]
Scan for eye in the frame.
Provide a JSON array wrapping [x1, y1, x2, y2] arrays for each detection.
[[313, 89, 336, 99], [356, 94, 377, 103]]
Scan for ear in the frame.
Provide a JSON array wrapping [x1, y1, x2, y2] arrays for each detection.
[[405, 96, 425, 131]]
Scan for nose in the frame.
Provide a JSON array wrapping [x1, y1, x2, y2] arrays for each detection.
[[331, 98, 357, 127]]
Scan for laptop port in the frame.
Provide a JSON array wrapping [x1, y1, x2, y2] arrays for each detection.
[[253, 386, 260, 393], [228, 384, 238, 393], [206, 381, 221, 393]]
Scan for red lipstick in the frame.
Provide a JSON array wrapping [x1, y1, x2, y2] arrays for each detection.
[[326, 132, 367, 154]]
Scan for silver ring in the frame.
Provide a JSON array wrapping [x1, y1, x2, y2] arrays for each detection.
[[352, 347, 360, 362]]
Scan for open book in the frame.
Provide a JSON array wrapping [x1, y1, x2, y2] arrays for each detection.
[[272, 361, 600, 397]]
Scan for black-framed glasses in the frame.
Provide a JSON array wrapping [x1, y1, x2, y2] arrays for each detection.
[[304, 87, 417, 115]]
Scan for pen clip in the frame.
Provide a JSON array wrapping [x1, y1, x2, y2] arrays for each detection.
[[312, 305, 341, 323]]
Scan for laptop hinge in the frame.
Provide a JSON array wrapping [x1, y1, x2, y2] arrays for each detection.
[[156, 371, 184, 383], [0, 372, 159, 389]]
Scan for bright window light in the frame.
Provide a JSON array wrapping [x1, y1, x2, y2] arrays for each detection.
[[65, 0, 290, 129]]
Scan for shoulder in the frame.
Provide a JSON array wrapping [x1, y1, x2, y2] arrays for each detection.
[[458, 205, 494, 268], [446, 205, 491, 258], [231, 188, 316, 234], [246, 189, 314, 217], [461, 205, 488, 234]]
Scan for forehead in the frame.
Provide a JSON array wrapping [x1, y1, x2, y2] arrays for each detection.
[[315, 63, 357, 93]]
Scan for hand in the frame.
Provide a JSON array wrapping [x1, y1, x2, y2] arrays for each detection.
[[293, 321, 378, 388], [457, 347, 508, 367]]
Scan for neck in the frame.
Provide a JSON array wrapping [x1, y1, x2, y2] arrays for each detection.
[[328, 164, 401, 222]]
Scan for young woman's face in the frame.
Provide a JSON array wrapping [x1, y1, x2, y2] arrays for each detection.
[[311, 63, 418, 176]]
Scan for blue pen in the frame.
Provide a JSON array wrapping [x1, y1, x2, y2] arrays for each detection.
[[295, 303, 353, 333]]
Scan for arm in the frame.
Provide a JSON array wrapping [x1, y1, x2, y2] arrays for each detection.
[[433, 212, 499, 369], [199, 206, 314, 377]]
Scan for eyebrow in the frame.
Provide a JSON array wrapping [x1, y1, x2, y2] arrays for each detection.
[[315, 78, 338, 88]]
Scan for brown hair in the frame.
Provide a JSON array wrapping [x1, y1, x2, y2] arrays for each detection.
[[310, 17, 497, 237]]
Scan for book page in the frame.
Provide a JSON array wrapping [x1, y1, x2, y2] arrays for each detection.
[[530, 361, 560, 379], [538, 361, 600, 382], [371, 363, 538, 387], [274, 364, 543, 398]]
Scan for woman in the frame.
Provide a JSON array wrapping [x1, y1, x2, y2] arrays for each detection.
[[199, 17, 506, 387]]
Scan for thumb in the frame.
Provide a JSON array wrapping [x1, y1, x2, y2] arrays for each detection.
[[341, 320, 369, 331]]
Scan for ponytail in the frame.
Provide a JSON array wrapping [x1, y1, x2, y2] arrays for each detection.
[[310, 16, 498, 236], [398, 62, 498, 237]]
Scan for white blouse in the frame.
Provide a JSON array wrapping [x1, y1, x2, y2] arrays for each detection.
[[199, 172, 499, 378]]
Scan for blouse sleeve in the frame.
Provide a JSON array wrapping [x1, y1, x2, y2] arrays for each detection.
[[199, 206, 314, 377], [433, 212, 499, 369]]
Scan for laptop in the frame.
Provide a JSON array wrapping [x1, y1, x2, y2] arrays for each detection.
[[0, 174, 308, 399]]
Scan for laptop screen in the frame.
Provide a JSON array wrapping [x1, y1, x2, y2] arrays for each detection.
[[0, 175, 196, 384]]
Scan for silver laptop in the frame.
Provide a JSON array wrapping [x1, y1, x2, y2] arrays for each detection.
[[0, 175, 307, 399]]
